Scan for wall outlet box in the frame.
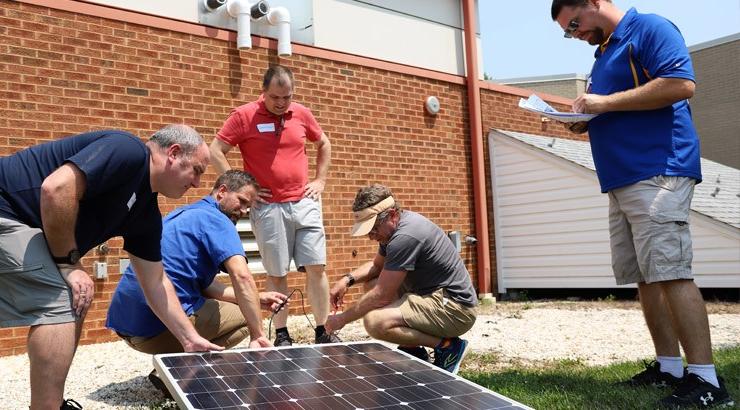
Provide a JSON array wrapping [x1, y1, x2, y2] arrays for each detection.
[[94, 262, 108, 279]]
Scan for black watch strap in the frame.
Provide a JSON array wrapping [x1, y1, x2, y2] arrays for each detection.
[[52, 249, 81, 265], [344, 273, 356, 287]]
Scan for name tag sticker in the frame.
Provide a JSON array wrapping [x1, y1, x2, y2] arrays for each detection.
[[257, 123, 275, 133], [127, 192, 137, 210]]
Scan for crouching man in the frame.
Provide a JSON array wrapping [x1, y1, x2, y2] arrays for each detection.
[[107, 170, 286, 393], [325, 184, 477, 374]]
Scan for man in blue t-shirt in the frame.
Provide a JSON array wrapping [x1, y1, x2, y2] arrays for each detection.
[[551, 1, 732, 408], [325, 184, 477, 375], [107, 171, 285, 370], [0, 125, 219, 409]]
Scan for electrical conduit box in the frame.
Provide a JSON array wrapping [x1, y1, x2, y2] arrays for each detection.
[[94, 262, 108, 279]]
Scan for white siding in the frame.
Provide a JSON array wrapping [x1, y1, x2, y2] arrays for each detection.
[[79, 0, 481, 76], [490, 132, 740, 292]]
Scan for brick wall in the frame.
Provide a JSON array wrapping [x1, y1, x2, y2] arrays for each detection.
[[0, 1, 578, 355], [501, 78, 587, 100], [690, 39, 740, 169]]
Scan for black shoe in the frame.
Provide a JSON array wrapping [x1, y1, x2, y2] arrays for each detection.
[[274, 332, 294, 346], [61, 399, 83, 409], [618, 360, 684, 388], [315, 332, 341, 344], [660, 373, 734, 408], [432, 337, 469, 374], [148, 369, 173, 400], [398, 345, 430, 362]]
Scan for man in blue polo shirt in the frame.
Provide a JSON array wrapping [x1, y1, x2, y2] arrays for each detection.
[[551, 1, 732, 408], [107, 170, 286, 394], [0, 125, 220, 410]]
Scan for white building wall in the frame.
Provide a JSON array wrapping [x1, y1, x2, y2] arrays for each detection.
[[490, 133, 740, 292], [79, 0, 482, 76]]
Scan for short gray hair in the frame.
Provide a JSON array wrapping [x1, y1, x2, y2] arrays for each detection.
[[352, 184, 401, 213], [211, 170, 259, 194], [263, 65, 294, 90], [149, 124, 204, 157]]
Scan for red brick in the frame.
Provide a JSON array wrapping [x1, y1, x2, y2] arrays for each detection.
[[0, 1, 576, 355]]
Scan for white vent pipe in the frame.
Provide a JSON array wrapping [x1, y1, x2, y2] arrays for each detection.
[[266, 6, 291, 56], [222, 0, 291, 56]]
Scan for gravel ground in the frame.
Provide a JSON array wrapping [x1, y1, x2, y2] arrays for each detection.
[[3, 301, 739, 409]]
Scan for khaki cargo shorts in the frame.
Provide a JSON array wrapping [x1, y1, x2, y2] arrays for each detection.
[[250, 197, 326, 276], [119, 299, 249, 354], [0, 217, 75, 328], [399, 288, 476, 338], [608, 175, 696, 285]]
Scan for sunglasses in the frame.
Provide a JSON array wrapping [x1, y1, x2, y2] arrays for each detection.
[[563, 18, 579, 38], [368, 212, 390, 235]]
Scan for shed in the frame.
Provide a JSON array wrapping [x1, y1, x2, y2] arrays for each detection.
[[488, 129, 740, 293]]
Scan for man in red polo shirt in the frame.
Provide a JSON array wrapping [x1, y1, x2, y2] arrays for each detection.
[[210, 65, 338, 346]]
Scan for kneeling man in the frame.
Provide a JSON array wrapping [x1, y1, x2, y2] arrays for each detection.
[[325, 184, 477, 374], [107, 171, 286, 388]]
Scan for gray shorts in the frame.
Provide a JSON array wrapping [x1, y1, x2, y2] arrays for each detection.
[[608, 175, 695, 285], [250, 197, 326, 277], [0, 217, 75, 327]]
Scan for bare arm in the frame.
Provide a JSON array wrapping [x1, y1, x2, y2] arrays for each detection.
[[203, 255, 271, 346], [130, 255, 223, 352], [40, 163, 85, 257], [326, 266, 406, 333], [329, 253, 384, 312], [573, 77, 695, 114], [40, 163, 94, 316], [304, 133, 331, 199], [209, 138, 235, 176]]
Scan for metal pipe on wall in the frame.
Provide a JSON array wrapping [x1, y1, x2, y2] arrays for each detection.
[[461, 0, 492, 298]]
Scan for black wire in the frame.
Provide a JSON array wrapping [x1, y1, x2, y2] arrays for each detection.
[[267, 288, 315, 341]]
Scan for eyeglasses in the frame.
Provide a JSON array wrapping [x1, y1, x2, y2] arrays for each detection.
[[275, 115, 285, 138], [563, 18, 580, 38]]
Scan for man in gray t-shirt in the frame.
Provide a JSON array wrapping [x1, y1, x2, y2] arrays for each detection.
[[326, 184, 477, 374]]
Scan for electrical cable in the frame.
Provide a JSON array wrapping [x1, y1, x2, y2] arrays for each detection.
[[267, 288, 315, 340]]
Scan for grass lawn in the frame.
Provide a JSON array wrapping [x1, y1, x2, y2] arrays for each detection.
[[462, 346, 740, 409]]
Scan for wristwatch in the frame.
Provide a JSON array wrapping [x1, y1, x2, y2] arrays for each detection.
[[52, 249, 81, 265], [344, 273, 356, 287]]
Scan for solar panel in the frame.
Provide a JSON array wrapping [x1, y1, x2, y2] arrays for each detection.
[[153, 341, 531, 409]]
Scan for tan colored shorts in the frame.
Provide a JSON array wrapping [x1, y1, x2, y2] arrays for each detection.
[[399, 288, 476, 338], [119, 299, 249, 354], [0, 217, 75, 328], [608, 175, 695, 285], [250, 197, 326, 276]]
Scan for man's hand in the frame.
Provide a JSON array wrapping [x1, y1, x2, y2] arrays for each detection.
[[325, 313, 345, 334], [59, 265, 94, 317], [304, 179, 325, 200], [255, 188, 272, 204], [573, 93, 610, 114], [329, 279, 348, 313], [248, 336, 273, 349], [259, 291, 287, 312], [182, 335, 224, 353]]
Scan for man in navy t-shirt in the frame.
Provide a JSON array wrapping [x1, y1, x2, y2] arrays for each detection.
[[107, 170, 286, 390], [0, 124, 220, 409], [551, 1, 732, 408]]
